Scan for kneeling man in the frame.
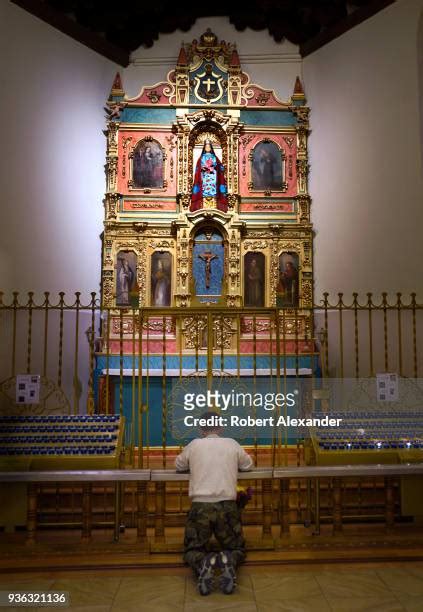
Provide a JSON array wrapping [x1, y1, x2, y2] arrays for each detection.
[[175, 411, 253, 595]]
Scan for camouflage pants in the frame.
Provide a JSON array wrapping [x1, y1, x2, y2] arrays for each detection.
[[183, 500, 246, 575]]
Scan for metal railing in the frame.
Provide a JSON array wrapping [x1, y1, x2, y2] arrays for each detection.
[[0, 292, 422, 468]]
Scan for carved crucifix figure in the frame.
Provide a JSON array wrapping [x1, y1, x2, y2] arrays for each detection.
[[198, 251, 217, 288]]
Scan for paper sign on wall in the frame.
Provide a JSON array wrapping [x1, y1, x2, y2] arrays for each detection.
[[376, 373, 398, 402], [16, 375, 40, 404]]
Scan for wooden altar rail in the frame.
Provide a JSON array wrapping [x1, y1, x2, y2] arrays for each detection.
[[2, 464, 423, 548]]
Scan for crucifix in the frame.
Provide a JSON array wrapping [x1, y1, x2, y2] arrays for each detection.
[[203, 77, 216, 92], [198, 251, 217, 288]]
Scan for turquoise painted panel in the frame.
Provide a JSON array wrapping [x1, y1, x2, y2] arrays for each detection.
[[116, 378, 174, 446], [120, 107, 176, 124], [240, 110, 296, 126], [95, 354, 319, 372]]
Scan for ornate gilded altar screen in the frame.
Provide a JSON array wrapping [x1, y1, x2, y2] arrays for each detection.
[[100, 28, 313, 368]]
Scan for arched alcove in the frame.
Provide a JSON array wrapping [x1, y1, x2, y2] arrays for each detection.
[[188, 121, 228, 192], [191, 223, 227, 304]]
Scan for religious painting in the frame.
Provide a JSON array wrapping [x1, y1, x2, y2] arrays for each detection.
[[192, 228, 224, 303], [191, 139, 227, 212], [251, 141, 283, 191], [132, 139, 164, 189], [276, 252, 299, 308], [151, 252, 172, 307], [116, 251, 138, 307], [244, 252, 265, 307]]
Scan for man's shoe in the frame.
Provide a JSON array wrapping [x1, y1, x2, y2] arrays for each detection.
[[218, 550, 237, 594], [197, 553, 217, 596]]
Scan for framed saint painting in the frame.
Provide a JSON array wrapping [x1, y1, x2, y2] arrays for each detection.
[[151, 252, 172, 306], [132, 139, 164, 189], [276, 252, 299, 307], [116, 251, 138, 307], [251, 140, 283, 191], [244, 252, 265, 307]]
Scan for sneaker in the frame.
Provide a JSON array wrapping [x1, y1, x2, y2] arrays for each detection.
[[197, 552, 217, 596], [218, 550, 237, 594]]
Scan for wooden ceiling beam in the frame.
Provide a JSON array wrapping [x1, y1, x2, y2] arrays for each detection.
[[300, 0, 396, 57], [11, 0, 130, 67], [11, 0, 397, 65]]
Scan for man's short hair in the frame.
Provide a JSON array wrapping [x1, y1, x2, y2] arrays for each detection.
[[200, 411, 221, 434]]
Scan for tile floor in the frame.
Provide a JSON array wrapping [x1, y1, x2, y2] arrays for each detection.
[[1, 562, 423, 611]]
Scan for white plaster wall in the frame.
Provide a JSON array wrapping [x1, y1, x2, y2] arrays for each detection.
[[303, 0, 423, 299], [0, 4, 422, 392], [0, 1, 118, 299], [1, 4, 422, 304], [418, 9, 423, 174]]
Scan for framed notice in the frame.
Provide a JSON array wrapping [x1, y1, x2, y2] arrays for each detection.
[[16, 374, 40, 404], [376, 373, 398, 402]]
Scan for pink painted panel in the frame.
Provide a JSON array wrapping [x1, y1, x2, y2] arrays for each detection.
[[244, 84, 288, 108], [109, 340, 178, 354], [126, 80, 173, 105], [240, 340, 316, 354], [117, 129, 177, 196]]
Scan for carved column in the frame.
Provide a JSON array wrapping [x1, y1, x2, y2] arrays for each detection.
[[174, 224, 191, 307], [106, 121, 119, 194], [296, 194, 311, 224], [174, 117, 190, 196], [296, 159, 309, 195], [105, 193, 120, 221], [226, 120, 242, 195], [227, 228, 241, 306], [270, 238, 279, 307], [137, 240, 147, 307], [297, 124, 308, 159]]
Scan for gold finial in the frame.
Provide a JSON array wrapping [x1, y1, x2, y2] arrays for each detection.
[[200, 28, 217, 47]]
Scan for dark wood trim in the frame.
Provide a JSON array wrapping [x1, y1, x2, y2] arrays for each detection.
[[11, 0, 130, 67], [300, 0, 397, 57], [11, 0, 397, 69]]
